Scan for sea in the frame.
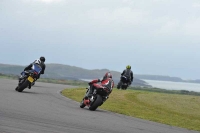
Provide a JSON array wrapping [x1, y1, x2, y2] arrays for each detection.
[[81, 78, 200, 92], [143, 79, 200, 92]]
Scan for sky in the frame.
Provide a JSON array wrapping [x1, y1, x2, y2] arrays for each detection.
[[0, 0, 200, 79]]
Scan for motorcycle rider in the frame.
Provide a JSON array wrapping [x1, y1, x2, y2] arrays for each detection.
[[118, 65, 134, 86], [24, 56, 46, 79], [36, 56, 46, 79], [19, 56, 46, 88], [86, 72, 114, 101]]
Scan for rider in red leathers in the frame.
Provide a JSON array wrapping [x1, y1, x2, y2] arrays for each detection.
[[86, 72, 114, 100]]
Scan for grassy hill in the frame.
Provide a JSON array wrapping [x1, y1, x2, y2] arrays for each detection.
[[0, 63, 149, 86]]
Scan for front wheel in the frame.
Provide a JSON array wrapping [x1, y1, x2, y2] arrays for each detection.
[[80, 99, 86, 108], [89, 95, 103, 111]]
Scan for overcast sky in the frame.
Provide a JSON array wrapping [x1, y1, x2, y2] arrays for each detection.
[[0, 0, 200, 79]]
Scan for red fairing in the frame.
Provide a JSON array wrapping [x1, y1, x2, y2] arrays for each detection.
[[101, 78, 114, 88], [93, 78, 114, 93]]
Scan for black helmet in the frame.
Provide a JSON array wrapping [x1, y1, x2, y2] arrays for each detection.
[[40, 56, 45, 62]]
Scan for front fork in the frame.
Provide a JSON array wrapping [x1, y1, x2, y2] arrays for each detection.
[[85, 87, 90, 97]]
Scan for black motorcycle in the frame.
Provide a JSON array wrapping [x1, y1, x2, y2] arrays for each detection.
[[117, 75, 130, 90], [80, 84, 109, 111], [15, 64, 42, 92]]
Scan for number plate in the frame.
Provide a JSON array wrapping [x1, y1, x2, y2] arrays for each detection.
[[28, 76, 34, 83]]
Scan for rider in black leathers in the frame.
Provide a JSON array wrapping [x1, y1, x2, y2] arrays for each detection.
[[118, 65, 134, 86], [24, 56, 46, 79]]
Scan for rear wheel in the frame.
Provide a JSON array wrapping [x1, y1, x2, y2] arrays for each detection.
[[18, 79, 29, 92], [117, 81, 121, 89], [121, 86, 125, 90], [122, 83, 128, 90], [124, 85, 128, 90], [117, 85, 120, 89], [89, 95, 102, 111]]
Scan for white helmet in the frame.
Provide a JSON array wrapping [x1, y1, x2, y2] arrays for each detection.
[[34, 59, 41, 65]]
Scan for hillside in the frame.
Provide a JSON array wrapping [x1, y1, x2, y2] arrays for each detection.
[[1, 63, 199, 84], [0, 63, 149, 87]]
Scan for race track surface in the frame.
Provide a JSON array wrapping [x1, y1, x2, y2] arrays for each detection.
[[0, 79, 199, 133]]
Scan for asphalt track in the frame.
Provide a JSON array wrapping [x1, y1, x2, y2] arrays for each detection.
[[0, 79, 199, 133]]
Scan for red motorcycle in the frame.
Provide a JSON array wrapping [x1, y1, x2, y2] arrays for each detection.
[[80, 85, 109, 111]]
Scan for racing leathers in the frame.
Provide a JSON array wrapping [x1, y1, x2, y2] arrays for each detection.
[[121, 69, 133, 85]]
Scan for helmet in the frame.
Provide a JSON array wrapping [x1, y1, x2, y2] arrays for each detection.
[[103, 72, 112, 80], [34, 59, 41, 65], [126, 65, 131, 69], [40, 56, 45, 62]]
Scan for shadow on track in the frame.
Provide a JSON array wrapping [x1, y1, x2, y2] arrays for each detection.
[[79, 107, 108, 113], [18, 91, 41, 95]]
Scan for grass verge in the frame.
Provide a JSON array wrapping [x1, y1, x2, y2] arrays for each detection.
[[61, 88, 200, 131]]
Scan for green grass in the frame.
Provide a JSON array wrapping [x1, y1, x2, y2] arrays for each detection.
[[61, 88, 200, 131]]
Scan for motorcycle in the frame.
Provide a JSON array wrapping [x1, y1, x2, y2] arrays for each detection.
[[80, 85, 109, 111], [15, 64, 42, 92], [117, 75, 130, 90]]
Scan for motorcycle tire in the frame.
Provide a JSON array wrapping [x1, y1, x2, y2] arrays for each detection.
[[89, 95, 102, 111], [122, 84, 128, 90], [18, 79, 29, 92], [117, 85, 120, 89], [117, 81, 122, 89], [121, 85, 124, 90], [124, 86, 127, 90]]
